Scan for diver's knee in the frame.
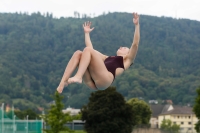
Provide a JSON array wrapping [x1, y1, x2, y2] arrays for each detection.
[[73, 50, 82, 59], [74, 50, 82, 55], [83, 47, 93, 52]]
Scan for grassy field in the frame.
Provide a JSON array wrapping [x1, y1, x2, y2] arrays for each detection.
[[74, 131, 86, 133], [60, 130, 86, 133]]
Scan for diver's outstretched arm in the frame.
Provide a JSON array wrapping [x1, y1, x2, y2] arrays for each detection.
[[83, 21, 94, 48], [127, 12, 140, 63]]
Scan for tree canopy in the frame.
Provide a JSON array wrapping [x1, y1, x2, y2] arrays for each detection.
[[43, 91, 73, 133], [127, 98, 151, 126], [193, 86, 200, 132], [160, 119, 180, 133], [81, 86, 135, 133]]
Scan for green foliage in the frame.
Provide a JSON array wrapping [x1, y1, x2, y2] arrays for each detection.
[[14, 109, 39, 120], [195, 121, 200, 133], [127, 98, 151, 126], [160, 119, 180, 133], [81, 86, 135, 133], [60, 131, 86, 133], [71, 113, 82, 120], [193, 86, 200, 132], [43, 91, 73, 133]]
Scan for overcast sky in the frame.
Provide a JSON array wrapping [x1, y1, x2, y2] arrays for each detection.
[[1, 0, 200, 21]]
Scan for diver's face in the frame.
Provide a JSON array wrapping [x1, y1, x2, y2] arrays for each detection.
[[117, 47, 129, 56]]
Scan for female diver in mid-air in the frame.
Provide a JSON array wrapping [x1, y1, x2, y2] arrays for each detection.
[[57, 12, 140, 93]]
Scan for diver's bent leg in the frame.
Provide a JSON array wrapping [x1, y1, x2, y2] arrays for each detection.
[[83, 69, 98, 90], [68, 47, 94, 84], [57, 50, 82, 93], [68, 47, 113, 89]]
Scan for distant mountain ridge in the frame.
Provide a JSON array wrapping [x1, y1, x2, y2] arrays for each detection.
[[0, 12, 199, 109]]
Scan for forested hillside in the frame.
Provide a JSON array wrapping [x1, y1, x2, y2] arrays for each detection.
[[0, 12, 199, 110]]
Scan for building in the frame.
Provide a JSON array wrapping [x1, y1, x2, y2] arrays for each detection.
[[149, 100, 158, 104], [150, 104, 198, 133], [62, 106, 80, 116], [158, 106, 198, 133], [150, 104, 173, 128]]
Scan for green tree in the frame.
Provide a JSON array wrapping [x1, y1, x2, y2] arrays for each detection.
[[43, 91, 73, 133], [160, 119, 180, 133], [71, 113, 82, 120], [23, 109, 39, 119], [193, 86, 200, 132], [81, 86, 135, 133], [13, 109, 39, 120], [127, 98, 151, 126], [14, 110, 25, 119]]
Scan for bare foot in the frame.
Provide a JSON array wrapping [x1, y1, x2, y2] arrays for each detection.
[[68, 76, 82, 84], [57, 81, 68, 93]]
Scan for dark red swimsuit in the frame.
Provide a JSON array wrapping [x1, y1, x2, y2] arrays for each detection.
[[104, 56, 125, 79]]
